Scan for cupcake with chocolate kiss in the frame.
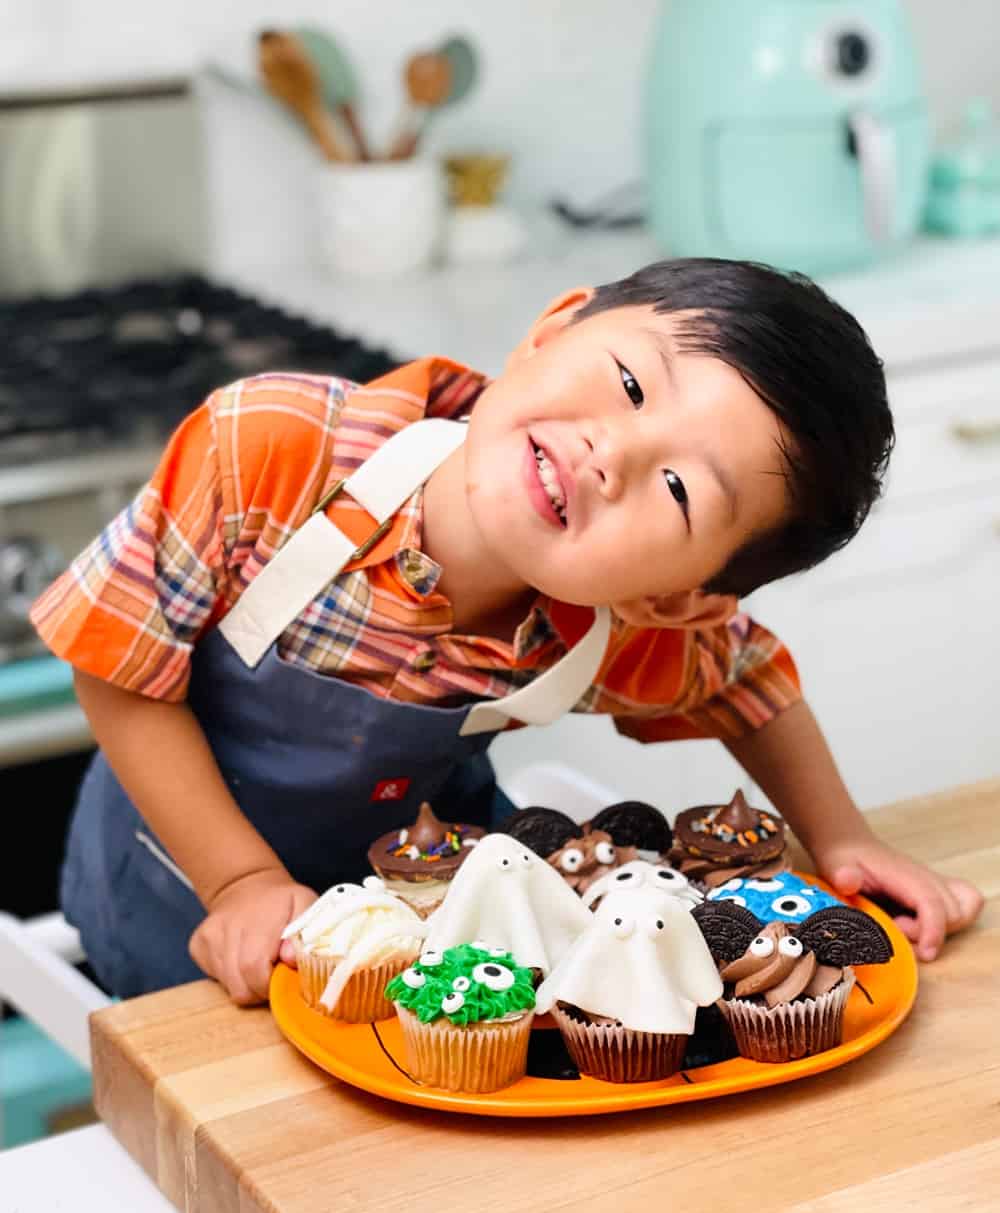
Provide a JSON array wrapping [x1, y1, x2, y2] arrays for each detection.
[[367, 801, 484, 918], [667, 790, 786, 890]]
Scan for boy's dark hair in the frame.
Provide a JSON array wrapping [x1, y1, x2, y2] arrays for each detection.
[[574, 258, 894, 598]]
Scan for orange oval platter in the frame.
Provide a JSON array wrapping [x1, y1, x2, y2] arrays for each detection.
[[270, 884, 917, 1118]]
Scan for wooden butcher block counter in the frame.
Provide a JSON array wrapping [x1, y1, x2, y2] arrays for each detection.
[[89, 779, 1000, 1213]]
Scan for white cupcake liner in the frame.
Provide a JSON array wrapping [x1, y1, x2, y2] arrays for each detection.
[[395, 1005, 534, 1092], [718, 968, 855, 1063], [294, 944, 417, 1022], [551, 1004, 688, 1083]]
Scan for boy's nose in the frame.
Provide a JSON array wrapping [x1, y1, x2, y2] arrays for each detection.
[[589, 424, 628, 501]]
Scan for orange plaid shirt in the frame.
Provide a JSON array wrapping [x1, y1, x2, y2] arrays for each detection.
[[31, 357, 801, 742]]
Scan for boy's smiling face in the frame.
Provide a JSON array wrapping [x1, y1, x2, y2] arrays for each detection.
[[461, 293, 794, 618]]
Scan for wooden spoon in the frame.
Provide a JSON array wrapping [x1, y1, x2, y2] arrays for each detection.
[[294, 26, 371, 161], [257, 30, 354, 162], [385, 50, 454, 161]]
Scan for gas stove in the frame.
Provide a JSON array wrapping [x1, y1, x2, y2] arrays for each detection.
[[0, 274, 405, 671]]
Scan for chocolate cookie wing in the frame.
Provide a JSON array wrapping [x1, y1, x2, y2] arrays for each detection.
[[692, 900, 764, 964], [497, 806, 581, 858], [794, 906, 894, 967], [589, 801, 673, 852]]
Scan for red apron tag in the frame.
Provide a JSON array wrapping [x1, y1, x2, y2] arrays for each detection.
[[371, 777, 411, 803]]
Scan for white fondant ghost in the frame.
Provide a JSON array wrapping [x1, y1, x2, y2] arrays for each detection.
[[423, 833, 592, 974], [534, 886, 723, 1034], [581, 860, 703, 910]]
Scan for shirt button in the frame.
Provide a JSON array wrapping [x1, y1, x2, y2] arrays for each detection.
[[413, 649, 437, 673]]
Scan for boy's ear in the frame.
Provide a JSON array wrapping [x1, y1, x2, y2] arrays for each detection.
[[612, 589, 739, 631], [506, 286, 595, 366]]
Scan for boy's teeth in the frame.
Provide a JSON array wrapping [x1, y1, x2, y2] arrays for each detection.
[[534, 445, 566, 518]]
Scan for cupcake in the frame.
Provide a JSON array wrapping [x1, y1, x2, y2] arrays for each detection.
[[385, 943, 536, 1092], [692, 899, 894, 1062], [423, 833, 592, 977], [534, 885, 723, 1082], [581, 859, 703, 911], [499, 800, 672, 895], [667, 790, 787, 889], [281, 876, 426, 1021], [367, 801, 485, 918], [705, 869, 845, 922]]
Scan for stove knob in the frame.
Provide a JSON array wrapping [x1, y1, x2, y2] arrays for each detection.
[[0, 537, 67, 644]]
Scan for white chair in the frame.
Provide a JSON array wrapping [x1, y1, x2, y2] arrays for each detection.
[[0, 911, 109, 1071], [0, 761, 620, 1068]]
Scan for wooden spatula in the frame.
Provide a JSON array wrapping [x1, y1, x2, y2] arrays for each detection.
[[257, 30, 355, 162], [386, 37, 477, 160]]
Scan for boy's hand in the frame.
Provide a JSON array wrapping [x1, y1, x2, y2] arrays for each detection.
[[188, 869, 317, 1005], [814, 837, 984, 963]]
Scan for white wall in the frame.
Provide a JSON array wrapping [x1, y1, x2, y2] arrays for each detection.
[[2, 1, 998, 208]]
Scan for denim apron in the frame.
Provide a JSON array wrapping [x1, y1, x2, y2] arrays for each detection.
[[61, 419, 611, 997]]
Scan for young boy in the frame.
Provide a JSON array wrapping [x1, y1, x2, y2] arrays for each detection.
[[31, 258, 983, 1005]]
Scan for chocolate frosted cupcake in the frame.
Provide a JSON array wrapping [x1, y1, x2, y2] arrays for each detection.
[[668, 790, 787, 890], [693, 900, 893, 1062], [386, 943, 536, 1092], [367, 801, 484, 918], [499, 800, 672, 896]]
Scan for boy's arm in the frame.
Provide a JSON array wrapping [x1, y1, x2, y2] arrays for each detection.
[[74, 670, 317, 1003], [723, 698, 984, 961]]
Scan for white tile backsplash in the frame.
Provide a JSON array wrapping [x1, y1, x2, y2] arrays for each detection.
[[4, 1, 997, 207]]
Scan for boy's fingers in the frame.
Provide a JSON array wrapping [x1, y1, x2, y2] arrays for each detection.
[[913, 894, 948, 962], [279, 938, 298, 966], [949, 879, 985, 930], [828, 863, 865, 896]]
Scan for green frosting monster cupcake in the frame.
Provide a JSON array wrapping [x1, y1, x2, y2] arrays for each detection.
[[386, 943, 536, 1027]]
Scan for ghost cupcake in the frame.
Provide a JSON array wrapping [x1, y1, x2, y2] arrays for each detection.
[[423, 833, 592, 977], [693, 899, 894, 1062], [581, 859, 703, 911], [281, 876, 426, 1021], [498, 806, 637, 895], [385, 943, 536, 1092], [534, 885, 723, 1082]]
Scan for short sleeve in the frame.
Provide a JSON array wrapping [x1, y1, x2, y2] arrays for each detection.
[[614, 612, 802, 744], [29, 397, 227, 701]]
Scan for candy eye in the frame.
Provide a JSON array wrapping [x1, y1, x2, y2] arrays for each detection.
[[614, 870, 635, 883], [645, 916, 667, 937], [442, 991, 465, 1013], [656, 868, 682, 885], [611, 915, 634, 940], [401, 968, 426, 988], [362, 875, 385, 892], [472, 962, 515, 991], [718, 878, 745, 893], [594, 841, 616, 865], [559, 848, 584, 872], [749, 936, 774, 958], [521, 851, 533, 866], [471, 939, 491, 951], [771, 894, 812, 918], [497, 856, 514, 872], [745, 878, 783, 892], [452, 975, 472, 992], [488, 946, 508, 958], [779, 936, 804, 957], [720, 894, 747, 908], [418, 949, 443, 967]]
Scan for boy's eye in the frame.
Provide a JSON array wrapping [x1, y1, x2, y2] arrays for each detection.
[[617, 361, 644, 408], [664, 469, 689, 516]]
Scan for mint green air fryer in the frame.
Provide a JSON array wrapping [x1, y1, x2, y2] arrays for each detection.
[[645, 0, 930, 274]]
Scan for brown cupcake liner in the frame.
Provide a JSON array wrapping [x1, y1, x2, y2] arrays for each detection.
[[718, 968, 855, 1062], [551, 1004, 688, 1083], [395, 1005, 534, 1092], [294, 944, 418, 1022]]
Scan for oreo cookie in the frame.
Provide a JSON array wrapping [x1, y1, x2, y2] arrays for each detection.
[[589, 800, 673, 853]]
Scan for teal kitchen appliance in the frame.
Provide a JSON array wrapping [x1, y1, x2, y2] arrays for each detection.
[[645, 0, 930, 274]]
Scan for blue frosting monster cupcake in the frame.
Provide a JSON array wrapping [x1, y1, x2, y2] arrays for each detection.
[[706, 871, 844, 923]]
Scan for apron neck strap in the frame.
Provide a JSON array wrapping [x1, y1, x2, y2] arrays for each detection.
[[218, 417, 611, 729]]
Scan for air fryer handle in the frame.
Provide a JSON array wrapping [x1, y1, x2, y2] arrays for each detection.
[[847, 110, 896, 243]]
